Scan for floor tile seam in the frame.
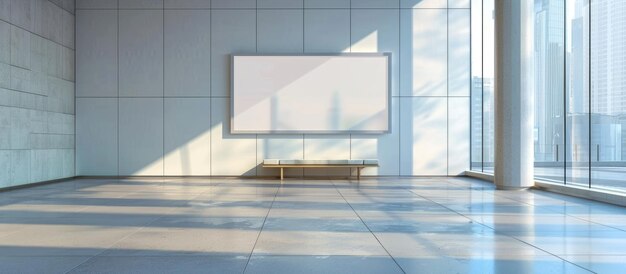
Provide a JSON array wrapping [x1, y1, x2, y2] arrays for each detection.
[[475, 228, 618, 233], [62, 228, 148, 273], [424, 179, 626, 234], [56, 255, 249, 258], [8, 179, 620, 272], [151, 189, 223, 218], [463, 214, 625, 235], [63, 206, 177, 274], [196, 189, 279, 198], [0, 255, 95, 258], [242, 185, 280, 274], [182, 188, 214, 203], [244, 254, 396, 258], [485, 189, 626, 233], [489, 191, 587, 215], [405, 188, 516, 239], [406, 188, 598, 274], [556, 214, 626, 233], [70, 190, 144, 215], [495, 234, 599, 274], [329, 180, 407, 274], [458, 211, 626, 220], [470, 217, 626, 233], [61, 256, 97, 274], [558, 253, 626, 256]]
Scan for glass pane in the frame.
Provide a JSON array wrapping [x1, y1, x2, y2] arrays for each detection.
[[566, 0, 591, 187], [534, 0, 566, 183], [483, 0, 495, 174], [470, 0, 483, 171], [590, 0, 626, 192], [469, 0, 495, 173]]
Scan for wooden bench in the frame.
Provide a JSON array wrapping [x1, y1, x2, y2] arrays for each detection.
[[262, 159, 379, 180]]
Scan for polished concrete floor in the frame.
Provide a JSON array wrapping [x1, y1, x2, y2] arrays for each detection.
[[0, 177, 625, 274]]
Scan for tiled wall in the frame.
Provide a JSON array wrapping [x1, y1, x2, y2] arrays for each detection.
[[0, 0, 75, 188], [75, 0, 470, 177]]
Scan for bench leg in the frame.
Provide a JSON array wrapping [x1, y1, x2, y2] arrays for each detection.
[[357, 168, 361, 180], [280, 168, 284, 180]]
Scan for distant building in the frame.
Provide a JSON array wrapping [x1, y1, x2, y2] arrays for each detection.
[[534, 0, 565, 162], [471, 77, 495, 168], [589, 0, 626, 161], [534, 0, 625, 163]]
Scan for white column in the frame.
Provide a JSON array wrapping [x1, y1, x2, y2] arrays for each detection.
[[494, 0, 534, 190]]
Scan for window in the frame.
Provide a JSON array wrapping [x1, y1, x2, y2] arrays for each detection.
[[470, 0, 495, 173], [470, 0, 626, 193]]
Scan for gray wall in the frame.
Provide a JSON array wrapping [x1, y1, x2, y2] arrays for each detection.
[[76, 0, 470, 177], [0, 0, 76, 188]]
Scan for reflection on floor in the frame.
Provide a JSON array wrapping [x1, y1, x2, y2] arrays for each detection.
[[0, 177, 625, 273]]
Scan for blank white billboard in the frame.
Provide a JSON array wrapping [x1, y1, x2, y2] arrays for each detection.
[[231, 54, 390, 134]]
